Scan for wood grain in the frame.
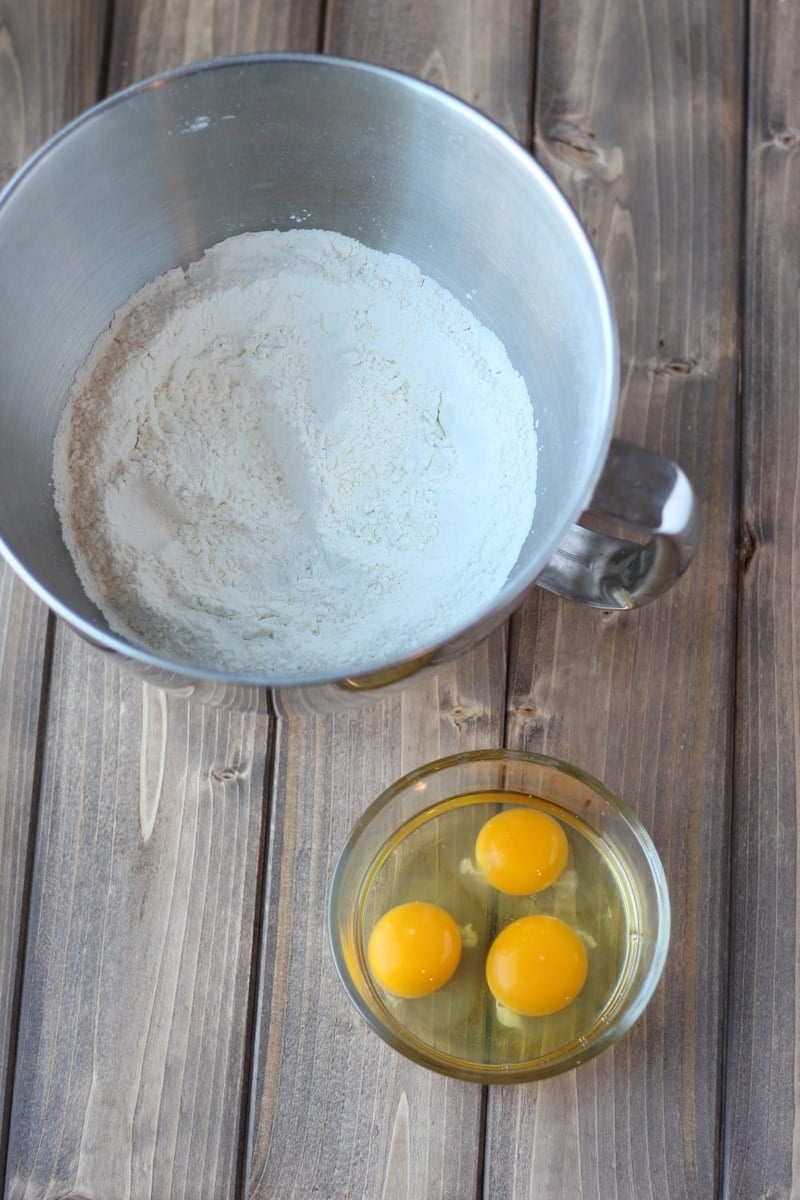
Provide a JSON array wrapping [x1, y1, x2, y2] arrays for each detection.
[[488, 1, 743, 1197], [246, 641, 508, 1198], [6, 630, 270, 1200], [108, 0, 323, 83], [723, 2, 800, 1195], [244, 3, 534, 1194], [325, 0, 533, 144], [0, 576, 49, 1178], [0, 1, 108, 174], [0, 0, 109, 1179]]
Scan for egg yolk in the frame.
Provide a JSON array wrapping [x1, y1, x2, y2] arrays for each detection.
[[475, 806, 568, 895], [485, 914, 588, 1017], [367, 901, 462, 999]]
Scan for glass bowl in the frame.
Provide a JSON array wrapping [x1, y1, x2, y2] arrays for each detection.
[[327, 749, 670, 1083]]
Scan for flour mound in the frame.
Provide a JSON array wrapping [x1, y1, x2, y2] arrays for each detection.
[[53, 229, 538, 677]]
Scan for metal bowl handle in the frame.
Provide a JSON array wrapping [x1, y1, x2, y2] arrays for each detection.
[[537, 438, 700, 610]]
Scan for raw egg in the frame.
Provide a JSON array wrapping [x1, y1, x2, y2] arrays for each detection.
[[485, 914, 588, 1017], [367, 900, 462, 999], [475, 806, 568, 895]]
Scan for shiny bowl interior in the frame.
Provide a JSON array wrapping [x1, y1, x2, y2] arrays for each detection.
[[328, 750, 670, 1083]]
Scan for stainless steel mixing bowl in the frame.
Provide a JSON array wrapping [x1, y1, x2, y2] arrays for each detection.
[[0, 54, 699, 708]]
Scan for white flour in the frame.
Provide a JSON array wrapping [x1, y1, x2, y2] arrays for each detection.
[[53, 229, 538, 677]]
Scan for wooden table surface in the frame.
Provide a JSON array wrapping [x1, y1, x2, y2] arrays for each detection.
[[0, 0, 795, 1197]]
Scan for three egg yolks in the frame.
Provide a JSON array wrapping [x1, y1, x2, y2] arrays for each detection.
[[367, 807, 587, 1017], [486, 914, 588, 1016], [367, 900, 462, 998], [474, 805, 568, 895]]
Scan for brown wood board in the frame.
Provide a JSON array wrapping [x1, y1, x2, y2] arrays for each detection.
[[723, 1, 800, 1194], [0, 576, 49, 1178], [245, 644, 510, 1196], [6, 631, 270, 1198]]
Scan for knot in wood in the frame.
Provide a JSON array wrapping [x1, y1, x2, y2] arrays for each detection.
[[738, 519, 758, 575], [211, 764, 242, 783], [444, 699, 485, 732], [544, 121, 623, 181], [652, 355, 700, 378]]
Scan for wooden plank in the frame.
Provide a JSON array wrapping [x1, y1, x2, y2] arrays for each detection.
[[488, 1, 743, 1197], [0, 577, 49, 1172], [722, 2, 800, 1195], [3, 5, 320, 1198], [108, 0, 323, 79], [246, 642, 508, 1198], [325, 0, 534, 144], [0, 1, 107, 168], [0, 0, 108, 1176], [244, 3, 534, 1195], [6, 630, 271, 1200]]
